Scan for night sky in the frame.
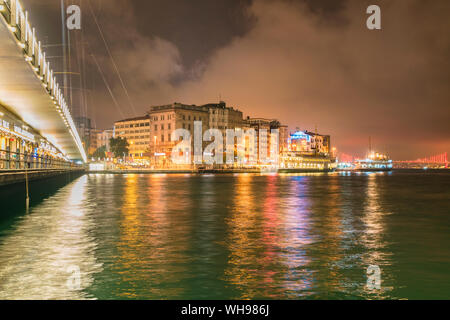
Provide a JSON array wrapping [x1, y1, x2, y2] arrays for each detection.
[[21, 0, 450, 159]]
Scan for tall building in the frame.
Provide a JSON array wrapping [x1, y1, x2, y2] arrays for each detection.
[[75, 116, 94, 154], [114, 115, 151, 159]]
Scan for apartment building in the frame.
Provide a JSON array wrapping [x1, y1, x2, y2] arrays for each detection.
[[245, 118, 287, 163], [114, 115, 151, 158], [307, 131, 331, 155], [147, 103, 210, 165], [200, 101, 244, 133]]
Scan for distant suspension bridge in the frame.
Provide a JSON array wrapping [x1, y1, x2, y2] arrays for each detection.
[[338, 152, 449, 169]]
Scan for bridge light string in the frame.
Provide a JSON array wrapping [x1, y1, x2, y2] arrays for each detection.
[[1, 0, 87, 162]]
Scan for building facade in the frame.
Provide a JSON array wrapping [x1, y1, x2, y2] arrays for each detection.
[[200, 101, 244, 133], [147, 103, 210, 166], [75, 116, 95, 155], [307, 131, 331, 155], [245, 118, 286, 164], [288, 130, 331, 156], [114, 115, 151, 159], [96, 129, 114, 152]]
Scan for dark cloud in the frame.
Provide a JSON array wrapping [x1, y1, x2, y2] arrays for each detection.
[[20, 0, 450, 159]]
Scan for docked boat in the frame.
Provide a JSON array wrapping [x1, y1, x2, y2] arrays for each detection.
[[353, 153, 393, 171], [338, 152, 392, 172], [278, 151, 335, 173]]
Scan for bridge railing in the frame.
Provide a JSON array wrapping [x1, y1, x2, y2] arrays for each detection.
[[0, 148, 77, 170], [0, 0, 87, 162]]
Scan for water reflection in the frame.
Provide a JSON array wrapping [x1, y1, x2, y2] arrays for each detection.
[[361, 173, 394, 298], [0, 172, 441, 299], [0, 175, 102, 299], [113, 174, 192, 299]]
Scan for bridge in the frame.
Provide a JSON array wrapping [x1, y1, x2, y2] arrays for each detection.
[[394, 152, 448, 169], [0, 0, 86, 174], [338, 152, 449, 169]]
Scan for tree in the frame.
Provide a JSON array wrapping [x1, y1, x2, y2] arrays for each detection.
[[109, 136, 129, 158], [92, 145, 107, 159]]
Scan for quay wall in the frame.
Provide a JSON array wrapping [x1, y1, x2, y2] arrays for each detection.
[[0, 168, 85, 187]]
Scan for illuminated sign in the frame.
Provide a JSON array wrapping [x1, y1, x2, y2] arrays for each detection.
[[290, 131, 311, 142]]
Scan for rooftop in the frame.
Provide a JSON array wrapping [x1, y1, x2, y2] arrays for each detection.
[[115, 115, 150, 123]]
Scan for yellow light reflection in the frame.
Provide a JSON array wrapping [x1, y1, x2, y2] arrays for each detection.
[[0, 175, 102, 299]]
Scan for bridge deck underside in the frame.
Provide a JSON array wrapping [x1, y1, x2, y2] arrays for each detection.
[[0, 19, 83, 160]]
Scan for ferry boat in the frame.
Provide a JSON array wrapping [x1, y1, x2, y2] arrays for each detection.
[[337, 152, 392, 172], [353, 152, 393, 172], [278, 151, 335, 173]]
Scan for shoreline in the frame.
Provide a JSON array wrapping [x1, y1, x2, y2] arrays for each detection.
[[86, 168, 449, 175]]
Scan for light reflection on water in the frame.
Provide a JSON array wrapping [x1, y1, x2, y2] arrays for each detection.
[[0, 175, 102, 299], [0, 172, 449, 299]]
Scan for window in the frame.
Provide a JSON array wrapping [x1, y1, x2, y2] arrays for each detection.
[[188, 115, 191, 121], [161, 115, 164, 121], [168, 123, 171, 130], [161, 124, 164, 130], [161, 134, 164, 142], [154, 125, 158, 131], [168, 134, 171, 142], [182, 115, 186, 120]]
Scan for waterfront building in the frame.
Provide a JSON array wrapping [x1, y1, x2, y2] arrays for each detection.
[[114, 115, 151, 159], [200, 101, 244, 134], [245, 118, 286, 164], [306, 131, 331, 155], [288, 130, 331, 156], [279, 129, 334, 172], [146, 101, 244, 167], [147, 103, 210, 167], [279, 125, 289, 152]]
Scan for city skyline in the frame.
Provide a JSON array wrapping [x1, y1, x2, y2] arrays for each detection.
[[20, 0, 450, 160]]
